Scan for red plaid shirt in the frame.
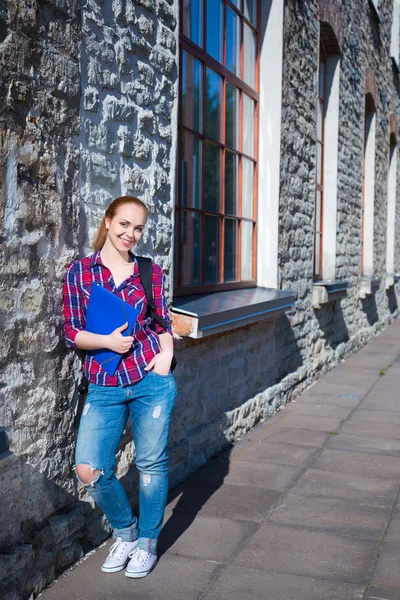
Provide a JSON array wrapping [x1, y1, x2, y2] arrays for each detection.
[[63, 250, 173, 386]]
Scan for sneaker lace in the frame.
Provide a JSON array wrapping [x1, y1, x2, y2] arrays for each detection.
[[108, 538, 127, 559], [128, 547, 149, 564]]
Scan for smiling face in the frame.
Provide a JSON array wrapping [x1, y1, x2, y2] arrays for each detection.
[[105, 203, 147, 253]]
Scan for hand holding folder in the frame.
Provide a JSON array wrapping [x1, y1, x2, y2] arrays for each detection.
[[85, 283, 140, 376]]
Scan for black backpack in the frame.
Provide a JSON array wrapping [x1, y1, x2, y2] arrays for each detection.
[[136, 256, 177, 372]]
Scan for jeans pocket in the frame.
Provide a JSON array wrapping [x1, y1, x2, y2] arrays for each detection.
[[149, 370, 171, 379]]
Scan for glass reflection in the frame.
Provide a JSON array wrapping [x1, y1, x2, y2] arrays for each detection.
[[182, 51, 203, 133], [206, 0, 223, 63], [242, 95, 254, 156], [226, 7, 240, 76], [224, 219, 237, 282], [225, 151, 239, 215], [241, 220, 253, 280], [206, 68, 222, 141], [243, 0, 256, 25], [182, 0, 203, 48], [205, 143, 221, 212], [181, 210, 202, 285], [181, 132, 202, 209], [243, 23, 256, 87], [242, 157, 254, 219], [226, 82, 239, 149], [205, 215, 221, 283]]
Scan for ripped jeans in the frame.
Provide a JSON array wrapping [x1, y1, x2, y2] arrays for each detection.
[[75, 370, 177, 555]]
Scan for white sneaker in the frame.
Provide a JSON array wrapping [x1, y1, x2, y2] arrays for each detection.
[[101, 537, 138, 573], [125, 547, 158, 578]]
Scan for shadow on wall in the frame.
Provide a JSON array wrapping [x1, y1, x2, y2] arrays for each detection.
[[361, 294, 379, 326], [314, 300, 350, 350], [0, 450, 109, 600], [387, 287, 398, 314]]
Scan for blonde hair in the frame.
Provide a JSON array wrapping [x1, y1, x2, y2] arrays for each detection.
[[93, 196, 149, 251]]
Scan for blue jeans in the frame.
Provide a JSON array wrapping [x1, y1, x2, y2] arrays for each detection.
[[75, 371, 177, 554]]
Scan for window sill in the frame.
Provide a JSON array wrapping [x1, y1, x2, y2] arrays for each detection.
[[312, 280, 350, 308], [171, 287, 296, 339], [359, 275, 381, 298], [368, 0, 382, 24], [386, 273, 400, 289]]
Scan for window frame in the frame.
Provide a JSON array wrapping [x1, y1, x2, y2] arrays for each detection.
[[175, 0, 260, 296]]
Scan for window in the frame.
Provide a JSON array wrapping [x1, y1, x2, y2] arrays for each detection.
[[314, 46, 326, 279], [176, 0, 259, 294], [361, 96, 376, 277], [386, 137, 397, 277]]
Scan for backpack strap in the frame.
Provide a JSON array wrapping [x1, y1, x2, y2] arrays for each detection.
[[136, 256, 169, 331]]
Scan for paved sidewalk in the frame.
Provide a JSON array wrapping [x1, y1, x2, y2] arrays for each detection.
[[41, 321, 400, 600]]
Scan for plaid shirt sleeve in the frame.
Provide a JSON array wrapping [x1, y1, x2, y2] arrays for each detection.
[[152, 262, 173, 336], [63, 262, 85, 348]]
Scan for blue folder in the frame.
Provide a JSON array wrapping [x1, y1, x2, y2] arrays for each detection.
[[85, 283, 140, 376]]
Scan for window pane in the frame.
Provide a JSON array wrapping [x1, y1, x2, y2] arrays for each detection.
[[206, 68, 222, 141], [230, 0, 241, 8], [182, 51, 203, 133], [225, 151, 239, 215], [205, 215, 221, 283], [316, 141, 322, 186], [243, 0, 257, 25], [243, 23, 256, 87], [242, 157, 254, 219], [182, 0, 203, 48], [181, 132, 202, 209], [224, 219, 237, 282], [181, 210, 202, 285], [226, 7, 240, 77], [241, 220, 253, 280], [315, 189, 322, 235], [226, 83, 239, 149], [206, 0, 223, 63], [205, 143, 221, 212], [242, 94, 255, 156]]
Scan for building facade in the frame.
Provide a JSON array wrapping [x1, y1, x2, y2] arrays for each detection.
[[1, 0, 400, 597]]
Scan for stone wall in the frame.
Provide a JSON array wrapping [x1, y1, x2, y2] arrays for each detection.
[[1, 0, 400, 598]]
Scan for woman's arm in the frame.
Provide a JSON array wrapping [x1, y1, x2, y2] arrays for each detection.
[[63, 264, 134, 354]]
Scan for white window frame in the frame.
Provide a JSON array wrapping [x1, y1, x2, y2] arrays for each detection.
[[257, 0, 284, 289], [391, 0, 400, 69], [362, 106, 376, 277], [386, 141, 397, 277]]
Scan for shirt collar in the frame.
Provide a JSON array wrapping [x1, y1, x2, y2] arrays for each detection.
[[90, 249, 139, 278]]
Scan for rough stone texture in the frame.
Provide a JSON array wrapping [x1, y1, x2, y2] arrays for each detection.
[[1, 0, 400, 598]]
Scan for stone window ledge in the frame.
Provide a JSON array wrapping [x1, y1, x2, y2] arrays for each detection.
[[368, 0, 382, 24], [386, 273, 400, 289], [171, 287, 296, 339], [359, 275, 381, 299], [312, 279, 350, 308]]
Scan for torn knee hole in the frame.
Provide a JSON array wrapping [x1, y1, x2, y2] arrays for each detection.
[[75, 464, 103, 485]]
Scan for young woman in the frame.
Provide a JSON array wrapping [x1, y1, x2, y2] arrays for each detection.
[[63, 196, 177, 578]]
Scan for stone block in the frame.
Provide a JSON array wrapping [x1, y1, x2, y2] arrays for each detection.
[[85, 121, 115, 154], [103, 96, 134, 122], [48, 509, 84, 544], [89, 153, 118, 187]]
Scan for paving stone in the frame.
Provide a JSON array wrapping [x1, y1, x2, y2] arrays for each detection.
[[339, 420, 400, 440], [326, 432, 400, 456], [293, 468, 399, 506], [233, 524, 379, 584], [190, 458, 303, 491], [312, 448, 400, 480], [349, 409, 400, 425], [203, 565, 365, 600], [284, 402, 353, 419], [270, 413, 344, 432], [40, 550, 223, 600], [265, 491, 390, 540], [298, 392, 363, 407], [385, 507, 400, 542], [167, 481, 281, 523], [250, 426, 331, 447], [158, 513, 258, 561], [367, 586, 400, 599], [362, 396, 400, 412], [373, 541, 400, 588], [308, 381, 374, 397], [231, 440, 320, 467]]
